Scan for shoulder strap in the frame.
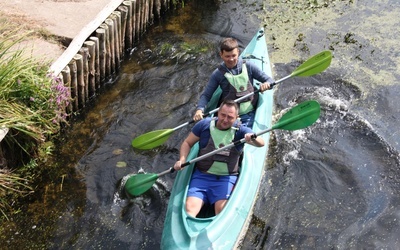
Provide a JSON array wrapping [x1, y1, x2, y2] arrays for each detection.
[[217, 60, 246, 74], [217, 64, 228, 74]]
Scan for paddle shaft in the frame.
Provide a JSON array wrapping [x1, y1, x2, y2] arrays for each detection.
[[187, 56, 324, 126], [158, 131, 266, 178], [162, 124, 279, 176], [125, 100, 320, 196], [140, 90, 273, 177], [183, 129, 269, 165], [171, 83, 274, 130], [132, 50, 331, 150], [190, 50, 331, 124], [167, 100, 320, 175], [182, 107, 312, 166], [171, 74, 286, 130], [143, 74, 288, 136]]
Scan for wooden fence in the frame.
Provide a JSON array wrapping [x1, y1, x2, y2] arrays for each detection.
[[50, 0, 181, 113]]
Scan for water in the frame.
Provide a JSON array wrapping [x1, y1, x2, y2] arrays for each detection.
[[240, 1, 400, 248], [2, 0, 400, 249]]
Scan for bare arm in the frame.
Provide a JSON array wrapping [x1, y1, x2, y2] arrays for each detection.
[[244, 133, 265, 147], [259, 82, 272, 92], [174, 132, 200, 170]]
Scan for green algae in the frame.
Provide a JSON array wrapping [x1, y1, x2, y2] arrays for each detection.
[[258, 0, 399, 94]]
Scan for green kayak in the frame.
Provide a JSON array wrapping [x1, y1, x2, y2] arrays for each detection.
[[161, 27, 274, 249]]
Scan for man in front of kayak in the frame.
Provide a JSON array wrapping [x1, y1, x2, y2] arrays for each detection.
[[193, 37, 274, 127], [174, 99, 265, 217]]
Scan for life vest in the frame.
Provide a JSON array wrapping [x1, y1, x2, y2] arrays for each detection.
[[219, 62, 258, 115], [196, 119, 241, 175]]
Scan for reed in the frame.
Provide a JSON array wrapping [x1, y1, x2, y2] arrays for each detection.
[[0, 23, 69, 219], [0, 169, 33, 220]]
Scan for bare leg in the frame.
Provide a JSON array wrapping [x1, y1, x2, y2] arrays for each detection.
[[186, 196, 204, 217], [214, 199, 228, 215]]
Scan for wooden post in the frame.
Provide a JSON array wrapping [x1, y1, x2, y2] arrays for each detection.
[[162, 0, 169, 13], [135, 0, 141, 40], [110, 13, 121, 70], [100, 23, 111, 77], [73, 54, 85, 109], [131, 0, 137, 42], [48, 0, 186, 117], [154, 0, 161, 19], [122, 1, 133, 50], [142, 0, 150, 30], [144, 0, 149, 28], [105, 19, 115, 74], [67, 59, 79, 111], [95, 29, 106, 83], [61, 66, 73, 114], [140, 0, 146, 35], [149, 0, 154, 25], [83, 40, 96, 97], [113, 11, 123, 59], [78, 47, 89, 102], [117, 5, 128, 54], [89, 36, 100, 88]]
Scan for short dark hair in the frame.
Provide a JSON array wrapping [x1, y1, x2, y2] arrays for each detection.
[[220, 38, 239, 53], [220, 99, 239, 115]]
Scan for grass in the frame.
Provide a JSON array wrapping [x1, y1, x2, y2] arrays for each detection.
[[0, 169, 33, 220], [0, 22, 70, 220]]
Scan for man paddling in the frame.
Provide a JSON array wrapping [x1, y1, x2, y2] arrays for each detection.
[[174, 99, 265, 217], [193, 37, 274, 127]]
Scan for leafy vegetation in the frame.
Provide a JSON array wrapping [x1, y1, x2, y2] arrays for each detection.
[[0, 22, 70, 220]]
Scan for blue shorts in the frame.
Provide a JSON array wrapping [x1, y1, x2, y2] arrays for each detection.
[[239, 110, 255, 128], [187, 169, 238, 205]]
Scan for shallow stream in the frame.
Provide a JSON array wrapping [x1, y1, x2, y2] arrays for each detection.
[[2, 0, 400, 249]]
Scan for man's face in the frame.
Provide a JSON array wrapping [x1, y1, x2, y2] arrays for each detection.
[[216, 104, 238, 130], [220, 48, 239, 69]]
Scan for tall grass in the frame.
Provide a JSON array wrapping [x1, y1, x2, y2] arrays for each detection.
[[0, 169, 33, 220], [0, 23, 70, 219]]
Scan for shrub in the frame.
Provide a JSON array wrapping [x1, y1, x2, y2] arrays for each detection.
[[0, 23, 69, 219]]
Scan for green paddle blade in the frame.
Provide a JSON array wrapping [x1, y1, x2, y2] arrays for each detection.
[[123, 100, 321, 198], [130, 51, 331, 151], [132, 129, 174, 150], [124, 173, 159, 196], [272, 100, 321, 131], [292, 50, 332, 77]]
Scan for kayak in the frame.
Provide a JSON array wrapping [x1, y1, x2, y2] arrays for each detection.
[[161, 28, 274, 249]]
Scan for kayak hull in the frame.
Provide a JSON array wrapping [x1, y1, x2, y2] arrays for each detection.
[[161, 28, 274, 249]]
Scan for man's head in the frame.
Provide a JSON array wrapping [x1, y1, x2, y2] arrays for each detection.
[[216, 99, 239, 130], [219, 38, 239, 69]]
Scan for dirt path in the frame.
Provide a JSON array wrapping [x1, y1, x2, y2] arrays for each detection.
[[0, 0, 112, 63]]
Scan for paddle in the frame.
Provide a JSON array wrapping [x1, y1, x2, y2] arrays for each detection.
[[124, 100, 321, 197], [131, 50, 331, 150]]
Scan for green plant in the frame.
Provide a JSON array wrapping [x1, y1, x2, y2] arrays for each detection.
[[0, 169, 33, 220], [0, 23, 70, 219]]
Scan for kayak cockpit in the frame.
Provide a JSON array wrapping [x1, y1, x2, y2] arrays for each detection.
[[185, 214, 214, 234]]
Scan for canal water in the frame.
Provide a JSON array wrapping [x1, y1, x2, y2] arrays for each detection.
[[2, 0, 400, 249]]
